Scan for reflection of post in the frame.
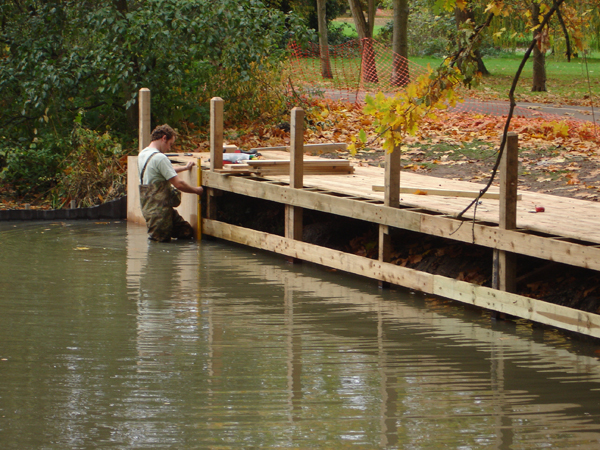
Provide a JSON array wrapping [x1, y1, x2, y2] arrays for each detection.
[[285, 107, 304, 264], [491, 336, 514, 448], [285, 285, 303, 419], [378, 309, 399, 447], [493, 133, 518, 292], [208, 97, 224, 221], [379, 144, 401, 288], [197, 158, 202, 240]]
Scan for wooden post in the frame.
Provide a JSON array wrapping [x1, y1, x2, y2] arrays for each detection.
[[208, 97, 224, 221], [210, 97, 224, 171], [285, 107, 304, 263], [493, 132, 518, 293], [379, 145, 401, 288], [289, 107, 304, 190], [138, 88, 151, 152]]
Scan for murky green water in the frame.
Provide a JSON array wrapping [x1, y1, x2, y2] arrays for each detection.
[[2, 221, 600, 449]]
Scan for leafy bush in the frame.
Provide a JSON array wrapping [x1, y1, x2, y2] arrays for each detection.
[[0, 135, 67, 197], [328, 22, 358, 46], [53, 118, 129, 208], [0, 0, 310, 204], [408, 6, 455, 57]]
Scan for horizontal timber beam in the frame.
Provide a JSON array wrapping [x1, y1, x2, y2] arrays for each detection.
[[372, 185, 522, 200], [202, 219, 600, 339], [252, 143, 347, 153], [202, 170, 600, 272]]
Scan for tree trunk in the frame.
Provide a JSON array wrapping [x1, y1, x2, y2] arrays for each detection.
[[454, 3, 490, 76], [367, 0, 376, 38], [348, 0, 369, 39], [391, 0, 409, 87], [348, 0, 378, 83], [316, 0, 333, 79], [531, 1, 547, 92], [113, 0, 128, 14]]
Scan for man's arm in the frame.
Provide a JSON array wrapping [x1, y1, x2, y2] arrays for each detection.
[[169, 160, 203, 195], [169, 175, 203, 195], [174, 161, 195, 173]]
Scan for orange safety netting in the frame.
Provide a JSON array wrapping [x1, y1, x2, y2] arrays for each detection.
[[289, 38, 596, 125], [289, 38, 428, 104]]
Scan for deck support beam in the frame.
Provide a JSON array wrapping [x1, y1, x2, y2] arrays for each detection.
[[379, 144, 401, 288], [493, 133, 519, 294], [285, 107, 304, 263]]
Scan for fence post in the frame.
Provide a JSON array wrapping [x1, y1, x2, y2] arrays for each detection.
[[285, 107, 304, 263], [138, 88, 151, 152], [379, 144, 401, 288], [493, 132, 519, 293]]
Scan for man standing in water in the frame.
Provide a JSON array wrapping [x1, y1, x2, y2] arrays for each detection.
[[138, 124, 203, 242]]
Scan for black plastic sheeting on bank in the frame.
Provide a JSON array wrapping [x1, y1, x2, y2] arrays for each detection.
[[0, 197, 127, 221]]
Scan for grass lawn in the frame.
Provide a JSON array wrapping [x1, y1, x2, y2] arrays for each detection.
[[328, 13, 598, 105], [293, 40, 599, 106], [410, 54, 599, 105]]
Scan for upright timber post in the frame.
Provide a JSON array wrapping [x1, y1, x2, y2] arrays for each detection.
[[138, 88, 151, 152], [210, 97, 224, 171], [208, 97, 224, 222], [286, 107, 304, 263], [493, 132, 519, 293], [379, 145, 401, 288]]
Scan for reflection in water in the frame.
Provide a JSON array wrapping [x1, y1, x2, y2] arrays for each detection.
[[1, 221, 600, 448]]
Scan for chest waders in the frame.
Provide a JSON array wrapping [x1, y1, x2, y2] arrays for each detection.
[[139, 152, 194, 242]]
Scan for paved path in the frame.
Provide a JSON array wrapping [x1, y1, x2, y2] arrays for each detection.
[[323, 88, 598, 123]]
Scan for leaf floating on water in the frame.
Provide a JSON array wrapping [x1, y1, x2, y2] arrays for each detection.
[[74, 247, 90, 251]]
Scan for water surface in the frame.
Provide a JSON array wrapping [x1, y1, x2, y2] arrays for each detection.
[[2, 221, 600, 449]]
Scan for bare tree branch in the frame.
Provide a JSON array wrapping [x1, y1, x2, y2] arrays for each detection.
[[452, 0, 566, 236]]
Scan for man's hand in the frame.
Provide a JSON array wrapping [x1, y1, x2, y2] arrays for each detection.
[[174, 160, 196, 173], [170, 175, 203, 196]]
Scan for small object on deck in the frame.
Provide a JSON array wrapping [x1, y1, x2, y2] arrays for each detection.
[[535, 206, 545, 213], [223, 153, 250, 163]]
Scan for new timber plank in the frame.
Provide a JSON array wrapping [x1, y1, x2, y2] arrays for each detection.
[[202, 219, 600, 339], [372, 185, 522, 200]]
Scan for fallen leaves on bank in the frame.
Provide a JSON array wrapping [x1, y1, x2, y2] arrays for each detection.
[[3, 96, 600, 210]]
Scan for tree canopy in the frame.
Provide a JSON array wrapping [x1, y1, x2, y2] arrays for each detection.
[[0, 0, 309, 197]]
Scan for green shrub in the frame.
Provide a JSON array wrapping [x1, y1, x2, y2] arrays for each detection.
[[53, 118, 129, 208], [0, 135, 68, 197]]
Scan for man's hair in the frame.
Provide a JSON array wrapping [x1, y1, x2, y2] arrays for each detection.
[[150, 124, 176, 142]]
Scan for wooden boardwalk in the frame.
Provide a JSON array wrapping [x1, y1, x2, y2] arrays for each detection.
[[129, 93, 600, 339], [196, 150, 600, 245]]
